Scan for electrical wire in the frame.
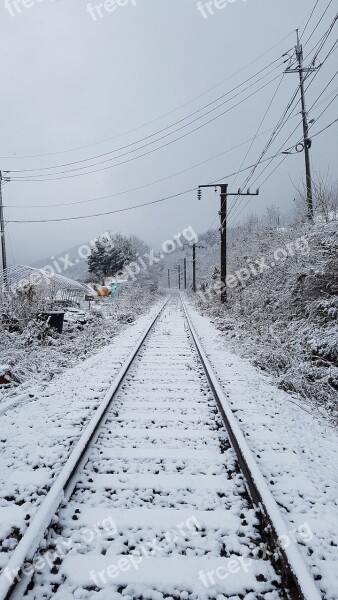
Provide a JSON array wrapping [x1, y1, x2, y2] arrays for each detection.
[[4, 124, 296, 209], [7, 113, 335, 226], [9, 71, 287, 181], [303, 0, 335, 48], [230, 73, 285, 192], [8, 58, 286, 175], [308, 68, 338, 111], [6, 147, 300, 224], [0, 35, 296, 161], [313, 91, 338, 121], [229, 110, 338, 226], [300, 0, 321, 41], [228, 29, 338, 223], [228, 74, 288, 218]]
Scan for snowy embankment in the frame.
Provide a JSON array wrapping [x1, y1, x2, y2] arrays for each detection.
[[0, 299, 163, 574], [186, 297, 338, 600], [0, 287, 157, 408], [193, 221, 338, 419]]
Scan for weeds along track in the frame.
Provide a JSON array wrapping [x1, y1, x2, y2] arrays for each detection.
[[0, 296, 320, 600]]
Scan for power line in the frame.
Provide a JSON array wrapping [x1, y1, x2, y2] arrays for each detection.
[[0, 35, 296, 161], [308, 68, 338, 111], [311, 115, 338, 136], [10, 115, 334, 227], [5, 124, 296, 209], [8, 58, 286, 175], [9, 71, 287, 181], [300, 0, 321, 41], [313, 92, 338, 121], [230, 73, 285, 191], [229, 110, 338, 226], [6, 147, 300, 224], [303, 0, 335, 48], [229, 30, 338, 223]]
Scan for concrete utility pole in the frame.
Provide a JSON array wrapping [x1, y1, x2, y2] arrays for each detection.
[[0, 171, 8, 286], [198, 184, 259, 303], [182, 243, 205, 293], [286, 30, 317, 223], [192, 244, 196, 293]]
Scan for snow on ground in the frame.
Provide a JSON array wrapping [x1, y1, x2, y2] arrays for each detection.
[[0, 285, 157, 408], [23, 299, 281, 600], [186, 295, 338, 600], [0, 298, 164, 574]]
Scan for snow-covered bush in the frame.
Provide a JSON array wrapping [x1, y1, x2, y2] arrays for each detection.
[[188, 209, 338, 421]]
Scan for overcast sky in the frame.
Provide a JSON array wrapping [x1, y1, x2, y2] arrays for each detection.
[[0, 0, 336, 265]]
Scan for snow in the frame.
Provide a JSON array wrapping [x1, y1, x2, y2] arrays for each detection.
[[1, 295, 336, 599], [185, 294, 338, 600], [61, 555, 277, 598], [75, 508, 240, 532], [18, 298, 281, 600], [0, 298, 165, 588]]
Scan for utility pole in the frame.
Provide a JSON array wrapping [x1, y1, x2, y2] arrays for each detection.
[[167, 269, 171, 289], [198, 184, 259, 303], [184, 258, 187, 290], [286, 30, 317, 223], [0, 171, 8, 288], [178, 264, 181, 290], [220, 184, 227, 304], [182, 243, 205, 293]]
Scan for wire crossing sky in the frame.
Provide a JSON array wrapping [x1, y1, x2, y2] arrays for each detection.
[[0, 0, 337, 264]]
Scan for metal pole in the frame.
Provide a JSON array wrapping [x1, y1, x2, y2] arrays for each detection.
[[192, 243, 196, 293], [184, 258, 187, 290], [198, 184, 258, 304], [220, 184, 228, 303], [0, 171, 8, 289], [296, 31, 314, 222]]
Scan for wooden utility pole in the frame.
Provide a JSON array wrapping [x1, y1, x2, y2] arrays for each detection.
[[167, 269, 171, 289], [0, 171, 8, 288], [183, 258, 187, 290], [198, 184, 259, 303], [286, 30, 317, 223], [178, 264, 181, 290]]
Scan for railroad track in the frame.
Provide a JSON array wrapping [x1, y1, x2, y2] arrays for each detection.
[[0, 296, 321, 600]]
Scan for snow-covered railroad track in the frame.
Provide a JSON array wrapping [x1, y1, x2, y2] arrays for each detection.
[[0, 297, 321, 600]]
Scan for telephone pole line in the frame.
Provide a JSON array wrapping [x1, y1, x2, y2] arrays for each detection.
[[0, 171, 8, 286], [198, 184, 259, 303], [286, 30, 317, 223]]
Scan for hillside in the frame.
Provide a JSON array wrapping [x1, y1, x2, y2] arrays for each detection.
[[187, 217, 338, 422]]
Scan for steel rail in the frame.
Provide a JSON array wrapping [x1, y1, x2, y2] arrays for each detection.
[[181, 295, 321, 600], [0, 297, 169, 600]]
